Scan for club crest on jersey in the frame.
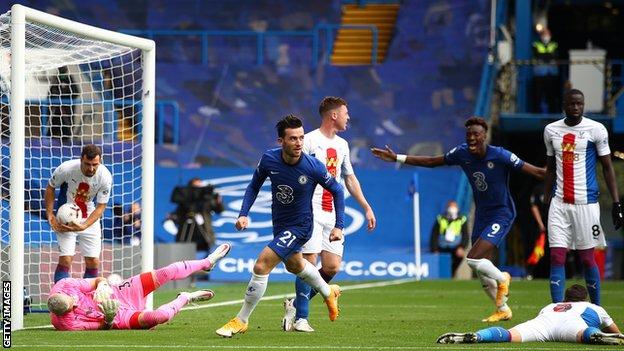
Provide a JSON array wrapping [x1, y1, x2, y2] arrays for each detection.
[[561, 141, 576, 152], [487, 161, 494, 169], [298, 175, 308, 184]]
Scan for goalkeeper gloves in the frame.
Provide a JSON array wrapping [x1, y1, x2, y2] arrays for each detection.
[[98, 299, 120, 328], [613, 202, 623, 231], [93, 281, 114, 303]]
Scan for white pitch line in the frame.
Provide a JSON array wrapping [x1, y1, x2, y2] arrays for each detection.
[[9, 345, 583, 350], [22, 278, 416, 330]]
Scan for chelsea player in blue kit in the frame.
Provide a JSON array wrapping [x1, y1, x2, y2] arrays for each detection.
[[216, 115, 345, 338], [372, 117, 544, 322]]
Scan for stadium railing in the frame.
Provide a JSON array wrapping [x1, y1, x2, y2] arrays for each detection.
[[120, 25, 379, 67]]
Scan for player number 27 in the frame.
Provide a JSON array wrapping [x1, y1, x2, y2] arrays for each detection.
[[278, 230, 297, 247]]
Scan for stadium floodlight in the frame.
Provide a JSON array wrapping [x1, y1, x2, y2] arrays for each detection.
[[0, 4, 155, 330]]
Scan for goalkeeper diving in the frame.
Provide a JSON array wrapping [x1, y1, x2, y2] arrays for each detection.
[[47, 243, 231, 330]]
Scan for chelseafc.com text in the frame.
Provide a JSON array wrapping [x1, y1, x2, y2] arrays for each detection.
[[218, 259, 429, 278]]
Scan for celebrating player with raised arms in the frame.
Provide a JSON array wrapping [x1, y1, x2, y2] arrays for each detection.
[[45, 144, 112, 282], [372, 117, 544, 322], [543, 89, 623, 305], [216, 115, 345, 338], [47, 243, 231, 330]]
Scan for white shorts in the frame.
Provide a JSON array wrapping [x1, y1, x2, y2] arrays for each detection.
[[56, 220, 102, 257], [301, 210, 344, 257], [513, 315, 585, 342], [548, 197, 606, 250]]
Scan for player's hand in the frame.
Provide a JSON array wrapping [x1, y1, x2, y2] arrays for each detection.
[[65, 222, 87, 232], [48, 216, 69, 233], [370, 145, 397, 162], [235, 216, 249, 231], [97, 298, 120, 325], [365, 208, 376, 232], [329, 228, 343, 242], [613, 202, 623, 230], [93, 282, 113, 303]]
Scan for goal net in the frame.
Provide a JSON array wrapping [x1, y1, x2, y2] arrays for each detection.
[[0, 5, 154, 330]]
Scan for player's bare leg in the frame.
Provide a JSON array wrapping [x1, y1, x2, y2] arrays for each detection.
[[54, 255, 73, 282], [83, 256, 99, 278], [466, 240, 512, 322]]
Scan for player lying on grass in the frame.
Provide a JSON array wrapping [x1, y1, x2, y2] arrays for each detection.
[[437, 284, 623, 345], [47, 243, 231, 330]]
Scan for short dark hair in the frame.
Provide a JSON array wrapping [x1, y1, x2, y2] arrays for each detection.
[[275, 114, 303, 138], [465, 116, 488, 132], [81, 144, 102, 160], [319, 96, 347, 117], [564, 89, 584, 101], [564, 284, 588, 302]]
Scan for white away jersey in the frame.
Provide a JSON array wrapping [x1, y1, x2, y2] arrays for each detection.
[[544, 118, 610, 204], [538, 301, 613, 330], [303, 129, 353, 213], [49, 159, 112, 218]]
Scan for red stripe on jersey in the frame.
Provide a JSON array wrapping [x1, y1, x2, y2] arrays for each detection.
[[321, 148, 338, 212], [140, 272, 156, 297], [561, 133, 576, 204]]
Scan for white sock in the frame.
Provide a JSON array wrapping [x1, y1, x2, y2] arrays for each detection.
[[477, 271, 497, 302], [236, 272, 268, 323], [466, 258, 504, 282], [296, 260, 331, 298]]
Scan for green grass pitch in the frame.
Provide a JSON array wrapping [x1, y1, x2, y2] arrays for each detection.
[[10, 279, 624, 350]]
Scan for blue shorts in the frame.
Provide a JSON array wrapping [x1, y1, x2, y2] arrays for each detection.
[[472, 217, 513, 247], [267, 225, 312, 261]]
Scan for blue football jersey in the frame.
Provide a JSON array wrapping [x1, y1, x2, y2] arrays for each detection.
[[445, 144, 524, 219], [239, 148, 345, 231]]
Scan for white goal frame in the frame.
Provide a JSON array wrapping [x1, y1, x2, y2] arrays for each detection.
[[8, 4, 155, 330]]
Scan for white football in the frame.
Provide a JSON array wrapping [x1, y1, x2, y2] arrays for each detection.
[[107, 273, 123, 285], [56, 203, 81, 225]]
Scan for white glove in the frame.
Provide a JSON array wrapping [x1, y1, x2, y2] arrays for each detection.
[[98, 299, 120, 326], [93, 282, 114, 303]]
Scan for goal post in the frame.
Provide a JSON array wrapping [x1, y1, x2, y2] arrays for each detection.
[[2, 4, 155, 330]]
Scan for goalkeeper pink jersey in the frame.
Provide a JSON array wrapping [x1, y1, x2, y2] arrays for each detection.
[[543, 117, 611, 204], [49, 278, 104, 331]]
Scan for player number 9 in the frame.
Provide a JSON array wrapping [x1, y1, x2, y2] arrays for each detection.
[[490, 223, 500, 235]]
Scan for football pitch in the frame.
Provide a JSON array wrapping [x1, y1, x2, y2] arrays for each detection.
[[11, 279, 624, 350]]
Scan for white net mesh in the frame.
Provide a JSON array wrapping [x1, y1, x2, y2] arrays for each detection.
[[0, 10, 145, 310]]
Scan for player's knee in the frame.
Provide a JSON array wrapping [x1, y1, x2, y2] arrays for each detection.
[[253, 261, 271, 275], [284, 260, 305, 274]]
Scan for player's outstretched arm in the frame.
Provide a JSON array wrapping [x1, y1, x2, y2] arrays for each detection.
[[520, 162, 546, 180], [371, 145, 444, 167], [598, 155, 623, 230]]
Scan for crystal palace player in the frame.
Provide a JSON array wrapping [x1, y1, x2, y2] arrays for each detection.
[[45, 144, 112, 282], [543, 89, 623, 305], [216, 115, 344, 338], [372, 117, 544, 322], [47, 243, 231, 330], [437, 285, 623, 345]]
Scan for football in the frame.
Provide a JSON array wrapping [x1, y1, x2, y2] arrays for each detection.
[[56, 203, 81, 225]]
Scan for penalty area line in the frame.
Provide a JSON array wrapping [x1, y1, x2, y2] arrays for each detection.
[[22, 278, 416, 330]]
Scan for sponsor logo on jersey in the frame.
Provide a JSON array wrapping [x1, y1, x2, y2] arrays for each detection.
[[322, 148, 338, 212], [553, 303, 572, 312]]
